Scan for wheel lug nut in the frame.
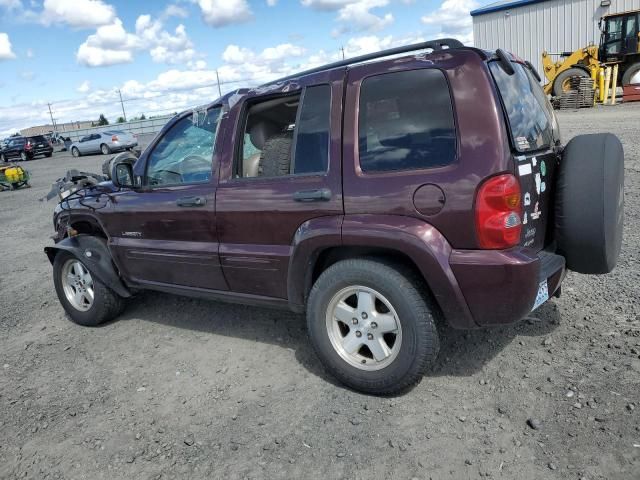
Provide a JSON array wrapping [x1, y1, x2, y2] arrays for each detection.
[[352, 318, 358, 325], [355, 331, 362, 338], [371, 322, 377, 329], [367, 333, 373, 340], [361, 312, 368, 320]]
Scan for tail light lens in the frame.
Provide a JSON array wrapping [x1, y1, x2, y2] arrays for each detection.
[[25, 141, 32, 150], [475, 174, 522, 249], [111, 135, 119, 142]]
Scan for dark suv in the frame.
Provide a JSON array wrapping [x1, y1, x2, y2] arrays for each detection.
[[1, 135, 54, 162], [45, 40, 624, 394]]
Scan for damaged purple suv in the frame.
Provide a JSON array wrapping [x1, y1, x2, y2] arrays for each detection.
[[45, 40, 624, 394]]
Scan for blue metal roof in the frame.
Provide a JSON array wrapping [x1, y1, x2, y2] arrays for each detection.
[[470, 0, 550, 17]]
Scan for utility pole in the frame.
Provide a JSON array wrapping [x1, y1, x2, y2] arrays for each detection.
[[340, 46, 345, 60], [215, 70, 222, 97], [117, 89, 127, 122], [47, 103, 57, 133]]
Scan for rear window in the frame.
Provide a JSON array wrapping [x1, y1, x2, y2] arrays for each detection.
[[489, 62, 554, 152], [29, 136, 46, 142], [358, 69, 456, 173]]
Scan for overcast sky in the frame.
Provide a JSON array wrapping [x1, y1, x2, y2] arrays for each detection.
[[0, 0, 491, 136]]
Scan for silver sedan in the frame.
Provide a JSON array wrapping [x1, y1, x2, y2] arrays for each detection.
[[70, 130, 138, 157]]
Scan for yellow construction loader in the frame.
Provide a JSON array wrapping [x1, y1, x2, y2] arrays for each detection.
[[542, 9, 640, 97]]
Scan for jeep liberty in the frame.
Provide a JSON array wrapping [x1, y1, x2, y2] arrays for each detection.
[[45, 40, 624, 394]]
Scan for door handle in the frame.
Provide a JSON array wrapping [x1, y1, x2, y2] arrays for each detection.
[[176, 196, 206, 207], [293, 188, 332, 202]]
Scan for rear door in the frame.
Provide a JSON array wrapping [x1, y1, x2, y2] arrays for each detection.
[[106, 106, 228, 291], [215, 70, 343, 299], [488, 60, 559, 251]]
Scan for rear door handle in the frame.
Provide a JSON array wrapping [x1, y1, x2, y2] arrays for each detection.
[[293, 188, 332, 202], [176, 196, 206, 207]]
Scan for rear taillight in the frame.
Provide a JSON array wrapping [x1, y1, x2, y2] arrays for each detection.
[[475, 174, 522, 249], [112, 135, 118, 142], [25, 142, 32, 150]]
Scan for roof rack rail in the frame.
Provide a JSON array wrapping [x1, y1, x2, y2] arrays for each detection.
[[260, 38, 464, 87]]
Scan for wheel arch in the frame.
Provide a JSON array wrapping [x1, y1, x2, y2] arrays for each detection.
[[45, 235, 131, 298], [287, 214, 477, 329]]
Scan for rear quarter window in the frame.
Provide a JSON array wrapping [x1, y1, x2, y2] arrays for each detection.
[[358, 68, 456, 173]]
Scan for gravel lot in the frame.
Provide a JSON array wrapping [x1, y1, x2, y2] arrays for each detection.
[[1, 106, 638, 480]]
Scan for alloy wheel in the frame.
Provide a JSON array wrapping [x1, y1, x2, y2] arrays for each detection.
[[325, 285, 402, 371], [61, 259, 94, 312]]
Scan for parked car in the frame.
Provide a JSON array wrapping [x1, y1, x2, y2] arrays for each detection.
[[44, 40, 624, 395], [70, 130, 138, 157], [1, 135, 53, 162]]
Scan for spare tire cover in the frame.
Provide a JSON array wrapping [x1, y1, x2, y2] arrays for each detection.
[[555, 133, 624, 274]]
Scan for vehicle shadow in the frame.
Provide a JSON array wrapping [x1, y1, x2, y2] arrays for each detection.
[[113, 291, 561, 389]]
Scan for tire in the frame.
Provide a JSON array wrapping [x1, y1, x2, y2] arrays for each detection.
[[552, 67, 590, 97], [259, 132, 292, 177], [52, 251, 125, 326], [45, 152, 53, 158], [555, 133, 624, 274], [621, 62, 640, 86], [0, 154, 5, 162], [20, 151, 27, 162], [306, 259, 440, 395], [100, 144, 111, 155], [71, 147, 80, 158]]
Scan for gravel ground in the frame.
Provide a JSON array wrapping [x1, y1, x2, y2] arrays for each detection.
[[0, 105, 638, 480]]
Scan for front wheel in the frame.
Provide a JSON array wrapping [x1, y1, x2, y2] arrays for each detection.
[[307, 259, 439, 395], [53, 252, 125, 326]]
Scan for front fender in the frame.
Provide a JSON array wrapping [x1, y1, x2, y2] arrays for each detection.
[[44, 235, 131, 298]]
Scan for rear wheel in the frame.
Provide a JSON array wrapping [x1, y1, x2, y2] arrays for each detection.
[[0, 154, 5, 162], [45, 152, 53, 158], [71, 147, 80, 157], [622, 63, 640, 86], [552, 67, 590, 97], [19, 151, 27, 162], [307, 259, 439, 395], [100, 144, 111, 155], [53, 252, 125, 326]]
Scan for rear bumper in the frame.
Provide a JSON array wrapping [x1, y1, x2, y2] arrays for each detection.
[[449, 247, 566, 327]]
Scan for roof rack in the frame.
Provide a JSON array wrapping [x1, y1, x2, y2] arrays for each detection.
[[260, 38, 464, 87]]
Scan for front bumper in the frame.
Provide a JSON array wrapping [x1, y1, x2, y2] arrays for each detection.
[[449, 247, 566, 327]]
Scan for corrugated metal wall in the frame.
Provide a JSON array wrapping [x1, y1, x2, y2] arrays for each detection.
[[473, 0, 640, 78]]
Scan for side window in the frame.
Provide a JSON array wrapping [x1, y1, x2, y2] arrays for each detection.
[[236, 84, 331, 178], [145, 107, 221, 186], [292, 85, 331, 174], [358, 69, 456, 173]]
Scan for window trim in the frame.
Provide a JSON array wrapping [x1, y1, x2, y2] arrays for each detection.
[[142, 106, 222, 189], [355, 67, 459, 176], [229, 84, 332, 183]]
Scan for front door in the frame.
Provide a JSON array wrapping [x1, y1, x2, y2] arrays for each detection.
[[215, 70, 344, 299], [105, 106, 228, 291]]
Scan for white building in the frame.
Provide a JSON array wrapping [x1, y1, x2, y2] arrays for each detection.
[[472, 0, 640, 75]]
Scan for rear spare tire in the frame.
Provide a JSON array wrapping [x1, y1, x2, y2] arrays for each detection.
[[555, 133, 624, 274]]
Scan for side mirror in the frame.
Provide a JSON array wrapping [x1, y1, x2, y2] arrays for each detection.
[[112, 162, 134, 188], [103, 152, 137, 189]]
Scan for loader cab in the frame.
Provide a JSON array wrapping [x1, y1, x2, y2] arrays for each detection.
[[599, 10, 640, 62]]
